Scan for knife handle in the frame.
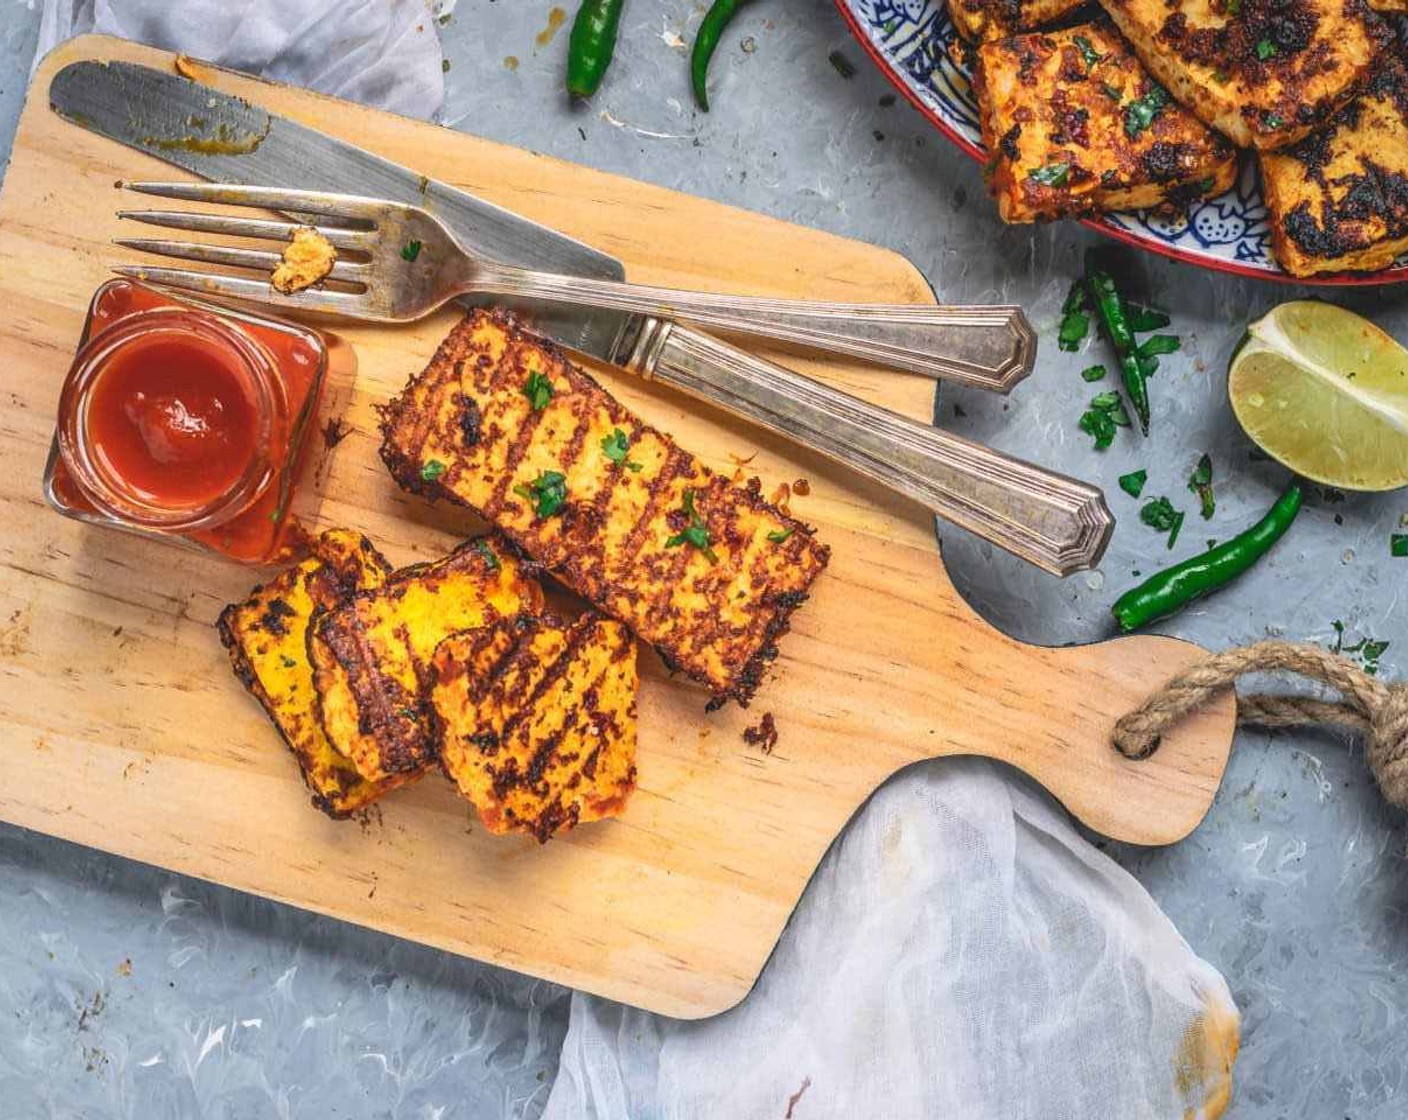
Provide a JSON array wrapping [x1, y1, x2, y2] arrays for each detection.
[[474, 264, 1035, 393], [618, 319, 1112, 577]]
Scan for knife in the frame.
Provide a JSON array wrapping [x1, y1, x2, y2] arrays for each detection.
[[48, 59, 1034, 392], [48, 57, 1109, 573]]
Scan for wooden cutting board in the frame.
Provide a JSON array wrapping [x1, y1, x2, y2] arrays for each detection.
[[0, 36, 1235, 1019]]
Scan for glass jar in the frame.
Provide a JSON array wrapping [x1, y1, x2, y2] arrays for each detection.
[[45, 279, 345, 563]]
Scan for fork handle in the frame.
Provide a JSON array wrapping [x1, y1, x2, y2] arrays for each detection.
[[471, 263, 1035, 393], [618, 319, 1111, 577]]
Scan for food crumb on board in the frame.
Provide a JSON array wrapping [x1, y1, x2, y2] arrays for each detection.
[[793, 478, 811, 496], [354, 803, 384, 835], [174, 54, 202, 80], [116, 958, 132, 978], [321, 417, 351, 449], [743, 712, 778, 755]]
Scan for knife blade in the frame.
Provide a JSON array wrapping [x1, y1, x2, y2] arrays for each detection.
[[48, 58, 631, 360]]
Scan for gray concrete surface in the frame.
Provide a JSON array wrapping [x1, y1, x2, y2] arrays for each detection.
[[1, 1, 1406, 1116]]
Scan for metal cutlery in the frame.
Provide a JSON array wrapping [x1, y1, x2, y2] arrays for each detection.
[[52, 60, 1031, 393], [114, 182, 1111, 575]]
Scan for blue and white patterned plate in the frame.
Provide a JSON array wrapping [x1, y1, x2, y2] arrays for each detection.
[[834, 0, 1408, 286]]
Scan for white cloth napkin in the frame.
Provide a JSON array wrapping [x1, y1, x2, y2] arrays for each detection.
[[34, 7, 1241, 1116], [35, 0, 446, 119], [542, 759, 1239, 1120]]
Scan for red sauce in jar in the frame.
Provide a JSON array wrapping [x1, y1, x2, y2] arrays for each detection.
[[86, 333, 261, 508], [48, 280, 343, 564]]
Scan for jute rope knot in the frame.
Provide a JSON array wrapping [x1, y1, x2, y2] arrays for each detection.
[[1113, 639, 1408, 813]]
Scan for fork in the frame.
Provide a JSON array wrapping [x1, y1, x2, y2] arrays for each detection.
[[114, 181, 1033, 393], [113, 182, 1111, 576]]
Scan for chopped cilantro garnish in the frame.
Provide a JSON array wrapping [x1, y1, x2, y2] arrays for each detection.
[[400, 239, 422, 262], [420, 459, 447, 482], [1078, 391, 1130, 449], [1264, 112, 1285, 129], [472, 539, 500, 570], [1392, 533, 1408, 558], [1081, 364, 1107, 382], [1124, 86, 1170, 138], [1256, 39, 1277, 60], [1059, 279, 1090, 352], [600, 427, 642, 472], [1334, 622, 1392, 674], [767, 528, 795, 544], [1118, 469, 1148, 498], [513, 470, 567, 518], [1100, 83, 1123, 102], [279, 655, 298, 669], [1140, 496, 1185, 548], [828, 50, 857, 79], [664, 489, 718, 563], [1187, 454, 1215, 519], [523, 370, 554, 411], [1126, 305, 1171, 332], [1212, 69, 1230, 83], [1028, 161, 1071, 187], [1073, 35, 1102, 67], [1136, 333, 1182, 376]]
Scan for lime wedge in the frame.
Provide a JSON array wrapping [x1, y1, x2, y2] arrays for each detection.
[[1228, 301, 1408, 491]]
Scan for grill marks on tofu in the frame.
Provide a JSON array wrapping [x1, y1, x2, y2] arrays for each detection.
[[432, 612, 638, 843], [948, 0, 1091, 41], [308, 536, 544, 783], [379, 310, 830, 708], [217, 529, 418, 818], [1260, 60, 1408, 274], [1097, 0, 1391, 149], [974, 23, 1238, 221]]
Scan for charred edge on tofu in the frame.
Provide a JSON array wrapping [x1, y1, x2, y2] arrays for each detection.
[[215, 535, 394, 819], [1156, 0, 1393, 134], [311, 539, 516, 777], [975, 23, 1237, 220], [432, 613, 637, 843], [376, 309, 829, 709], [1278, 62, 1408, 258], [500, 618, 634, 843]]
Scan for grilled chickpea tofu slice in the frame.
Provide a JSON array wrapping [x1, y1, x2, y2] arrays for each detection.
[[1096, 0, 1391, 150], [432, 612, 638, 843], [1259, 61, 1408, 275], [948, 0, 1092, 42], [974, 23, 1238, 222], [217, 530, 421, 818], [309, 535, 544, 784], [379, 310, 829, 709]]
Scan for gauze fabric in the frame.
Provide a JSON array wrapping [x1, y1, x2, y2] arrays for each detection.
[[35, 0, 445, 119], [543, 759, 1239, 1120]]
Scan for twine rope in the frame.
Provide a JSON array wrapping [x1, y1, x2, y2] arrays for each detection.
[[1113, 639, 1408, 813]]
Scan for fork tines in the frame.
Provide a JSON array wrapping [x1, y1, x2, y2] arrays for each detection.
[[113, 181, 381, 311]]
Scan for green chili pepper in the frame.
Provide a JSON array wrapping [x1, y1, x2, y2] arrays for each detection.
[[1087, 268, 1150, 435], [1111, 481, 1302, 632], [692, 0, 747, 112], [567, 0, 626, 99]]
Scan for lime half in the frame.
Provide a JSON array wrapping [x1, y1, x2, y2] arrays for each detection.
[[1228, 301, 1408, 491]]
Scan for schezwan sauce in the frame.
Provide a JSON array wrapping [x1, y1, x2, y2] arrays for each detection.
[[47, 280, 343, 563]]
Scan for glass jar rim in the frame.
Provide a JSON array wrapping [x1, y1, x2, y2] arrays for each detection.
[[56, 305, 280, 531]]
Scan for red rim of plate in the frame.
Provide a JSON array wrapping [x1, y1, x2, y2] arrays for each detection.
[[832, 0, 1407, 288]]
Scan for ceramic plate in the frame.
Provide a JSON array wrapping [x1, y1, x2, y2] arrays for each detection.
[[834, 0, 1408, 286]]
